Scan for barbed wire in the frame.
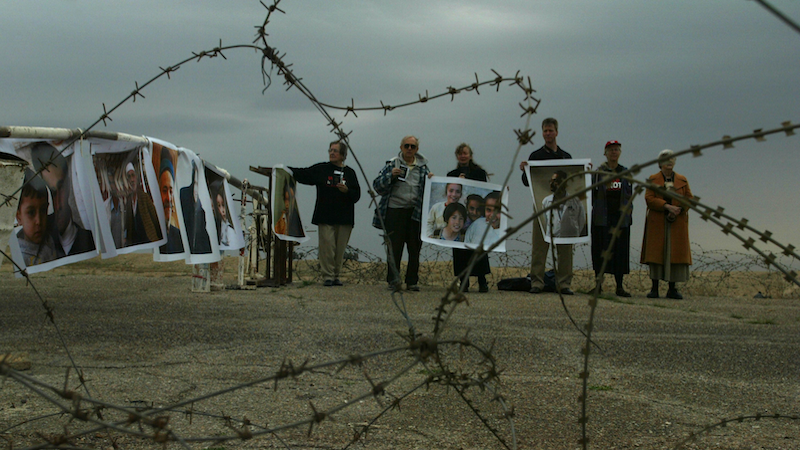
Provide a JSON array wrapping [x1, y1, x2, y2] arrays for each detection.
[[1, 0, 524, 448], [2, 0, 800, 449]]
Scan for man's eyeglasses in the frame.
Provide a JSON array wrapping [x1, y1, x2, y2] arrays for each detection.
[[403, 143, 418, 150]]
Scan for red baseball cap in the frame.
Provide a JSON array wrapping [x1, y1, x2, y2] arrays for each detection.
[[604, 140, 621, 148]]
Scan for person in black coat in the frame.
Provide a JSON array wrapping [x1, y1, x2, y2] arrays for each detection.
[[448, 143, 491, 293], [290, 141, 361, 286]]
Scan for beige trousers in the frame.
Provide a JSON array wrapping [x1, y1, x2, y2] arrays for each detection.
[[318, 224, 353, 280], [530, 220, 573, 289]]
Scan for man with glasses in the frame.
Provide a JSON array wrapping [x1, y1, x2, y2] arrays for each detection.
[[290, 141, 361, 287], [372, 135, 432, 291]]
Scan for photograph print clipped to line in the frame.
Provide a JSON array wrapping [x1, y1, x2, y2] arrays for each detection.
[[150, 138, 187, 261], [2, 138, 99, 275], [204, 164, 245, 251], [89, 136, 165, 258], [525, 159, 592, 245], [175, 148, 220, 264], [420, 176, 508, 252], [271, 165, 309, 244]]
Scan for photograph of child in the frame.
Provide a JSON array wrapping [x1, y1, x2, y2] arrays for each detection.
[[463, 191, 503, 248], [439, 202, 467, 241], [464, 194, 484, 229], [205, 165, 244, 250], [15, 169, 57, 266], [426, 182, 463, 238], [271, 166, 308, 243]]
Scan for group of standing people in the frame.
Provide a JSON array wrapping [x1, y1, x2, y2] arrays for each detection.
[[293, 120, 694, 298], [589, 139, 693, 299], [518, 118, 693, 299]]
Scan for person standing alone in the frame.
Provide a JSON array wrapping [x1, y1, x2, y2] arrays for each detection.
[[291, 141, 361, 286]]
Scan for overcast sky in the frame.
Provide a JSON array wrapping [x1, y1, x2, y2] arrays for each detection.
[[2, 1, 799, 263]]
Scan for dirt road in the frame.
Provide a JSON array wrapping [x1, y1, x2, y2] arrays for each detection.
[[2, 271, 799, 449]]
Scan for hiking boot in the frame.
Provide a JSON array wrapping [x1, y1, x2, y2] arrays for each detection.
[[666, 289, 683, 299]]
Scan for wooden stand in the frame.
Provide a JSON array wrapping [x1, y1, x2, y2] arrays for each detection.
[[249, 166, 293, 287]]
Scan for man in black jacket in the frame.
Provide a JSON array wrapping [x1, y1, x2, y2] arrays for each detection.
[[290, 141, 361, 286]]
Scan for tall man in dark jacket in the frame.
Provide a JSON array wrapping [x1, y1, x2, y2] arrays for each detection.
[[290, 141, 361, 286], [520, 117, 575, 295]]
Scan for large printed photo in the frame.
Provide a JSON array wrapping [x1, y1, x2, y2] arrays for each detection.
[[525, 159, 592, 245], [204, 165, 245, 251], [2, 139, 99, 274], [89, 137, 165, 257], [174, 149, 221, 264], [271, 165, 308, 243], [421, 176, 508, 252], [150, 139, 186, 260]]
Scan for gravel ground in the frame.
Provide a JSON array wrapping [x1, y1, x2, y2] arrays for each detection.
[[1, 271, 800, 450]]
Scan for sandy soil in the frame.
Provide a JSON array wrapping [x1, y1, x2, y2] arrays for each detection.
[[1, 256, 800, 449]]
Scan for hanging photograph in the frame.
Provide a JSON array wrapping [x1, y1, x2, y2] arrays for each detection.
[[174, 148, 221, 264], [271, 165, 309, 243], [205, 164, 245, 251], [89, 137, 165, 257], [1, 138, 99, 275], [150, 138, 187, 261]]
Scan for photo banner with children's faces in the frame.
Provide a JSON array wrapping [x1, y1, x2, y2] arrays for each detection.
[[525, 159, 592, 245], [88, 137, 166, 258], [421, 176, 508, 252], [271, 165, 309, 243], [204, 165, 245, 251], [0, 138, 100, 275], [150, 138, 188, 262], [174, 148, 221, 264]]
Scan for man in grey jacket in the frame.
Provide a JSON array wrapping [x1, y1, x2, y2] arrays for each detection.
[[372, 135, 431, 291]]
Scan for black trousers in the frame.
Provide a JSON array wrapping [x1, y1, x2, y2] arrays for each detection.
[[384, 207, 421, 285]]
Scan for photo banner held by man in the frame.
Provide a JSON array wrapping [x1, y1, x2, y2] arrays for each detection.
[[525, 159, 592, 245], [421, 176, 508, 252]]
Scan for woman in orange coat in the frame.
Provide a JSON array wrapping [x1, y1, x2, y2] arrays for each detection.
[[640, 149, 693, 299]]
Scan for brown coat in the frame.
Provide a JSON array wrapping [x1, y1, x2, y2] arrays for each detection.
[[640, 171, 693, 265]]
